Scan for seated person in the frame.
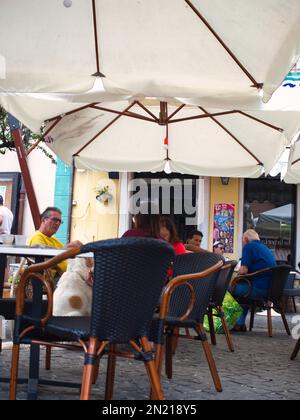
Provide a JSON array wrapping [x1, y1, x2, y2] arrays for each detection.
[[230, 229, 276, 331], [122, 212, 161, 239], [28, 207, 82, 275], [160, 217, 186, 256], [213, 241, 225, 256], [184, 229, 207, 253], [213, 241, 230, 261]]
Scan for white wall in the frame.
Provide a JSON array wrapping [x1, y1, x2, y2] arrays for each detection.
[[198, 177, 210, 249], [0, 147, 56, 239]]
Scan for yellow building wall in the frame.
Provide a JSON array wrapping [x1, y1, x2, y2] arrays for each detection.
[[209, 177, 240, 260], [70, 170, 120, 244]]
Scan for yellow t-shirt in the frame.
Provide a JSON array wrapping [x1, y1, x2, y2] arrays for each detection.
[[28, 231, 67, 273]]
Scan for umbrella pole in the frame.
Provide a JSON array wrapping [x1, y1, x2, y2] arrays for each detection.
[[7, 114, 40, 230]]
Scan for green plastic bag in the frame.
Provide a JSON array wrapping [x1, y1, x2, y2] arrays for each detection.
[[204, 292, 243, 334]]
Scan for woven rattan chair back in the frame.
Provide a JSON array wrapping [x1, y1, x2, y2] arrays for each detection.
[[80, 238, 174, 344], [168, 252, 223, 323], [267, 265, 292, 302], [212, 260, 238, 306]]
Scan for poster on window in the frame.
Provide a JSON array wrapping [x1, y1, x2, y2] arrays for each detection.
[[213, 204, 235, 254]]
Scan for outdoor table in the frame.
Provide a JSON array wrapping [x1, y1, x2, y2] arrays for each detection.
[[0, 245, 65, 400]]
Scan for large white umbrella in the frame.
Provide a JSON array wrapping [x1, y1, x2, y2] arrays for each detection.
[[2, 94, 298, 178], [284, 139, 300, 183], [0, 0, 300, 105]]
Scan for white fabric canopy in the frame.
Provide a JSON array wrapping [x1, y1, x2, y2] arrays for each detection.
[[284, 139, 300, 183], [29, 100, 299, 178], [1, 0, 300, 104]]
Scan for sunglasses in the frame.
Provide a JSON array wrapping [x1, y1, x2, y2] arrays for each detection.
[[46, 217, 63, 225]]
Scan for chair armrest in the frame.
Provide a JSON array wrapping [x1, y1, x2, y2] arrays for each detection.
[[230, 267, 272, 296], [158, 260, 223, 320]]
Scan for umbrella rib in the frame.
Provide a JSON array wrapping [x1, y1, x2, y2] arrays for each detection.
[[169, 110, 237, 124], [27, 118, 62, 156], [237, 111, 284, 132], [199, 106, 262, 165], [292, 158, 300, 166], [47, 103, 98, 123], [184, 0, 262, 88], [73, 102, 137, 156], [135, 101, 159, 122], [167, 104, 186, 121], [90, 105, 157, 123], [91, 0, 105, 77]]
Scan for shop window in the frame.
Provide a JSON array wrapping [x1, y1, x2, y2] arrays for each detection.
[[244, 178, 296, 265]]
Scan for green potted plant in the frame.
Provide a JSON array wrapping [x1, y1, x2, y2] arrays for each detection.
[[95, 185, 113, 205]]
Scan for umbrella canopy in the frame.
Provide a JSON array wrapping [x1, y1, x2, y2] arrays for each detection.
[[255, 204, 292, 240], [284, 139, 300, 183], [3, 95, 298, 177], [257, 204, 292, 225], [0, 0, 300, 104]]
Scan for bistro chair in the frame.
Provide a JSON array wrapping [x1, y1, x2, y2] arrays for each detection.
[[9, 238, 174, 400], [207, 260, 238, 352], [0, 265, 53, 369], [230, 265, 292, 337], [283, 272, 300, 313], [152, 252, 224, 393], [291, 338, 300, 360]]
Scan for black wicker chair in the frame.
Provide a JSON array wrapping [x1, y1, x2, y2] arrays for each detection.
[[231, 265, 292, 337], [283, 272, 300, 313], [207, 260, 238, 352], [152, 252, 224, 392], [9, 238, 174, 400], [0, 275, 52, 369]]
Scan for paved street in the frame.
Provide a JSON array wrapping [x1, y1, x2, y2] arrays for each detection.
[[0, 314, 299, 400]]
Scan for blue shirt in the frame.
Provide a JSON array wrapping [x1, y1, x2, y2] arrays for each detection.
[[241, 240, 276, 290]]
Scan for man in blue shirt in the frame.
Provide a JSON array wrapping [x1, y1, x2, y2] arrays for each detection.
[[231, 229, 276, 331]]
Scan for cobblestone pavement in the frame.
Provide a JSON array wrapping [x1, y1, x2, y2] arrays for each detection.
[[1, 314, 299, 400]]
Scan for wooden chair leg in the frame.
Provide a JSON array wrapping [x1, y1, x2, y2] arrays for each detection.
[[292, 297, 297, 313], [9, 344, 20, 400], [165, 330, 173, 379], [45, 346, 51, 370], [291, 338, 300, 360], [92, 356, 100, 385], [80, 363, 95, 400], [219, 307, 234, 352], [171, 327, 180, 355], [267, 307, 273, 337], [280, 309, 291, 336], [150, 343, 165, 400], [196, 324, 222, 392], [154, 343, 165, 378], [249, 305, 255, 331], [140, 337, 164, 400], [105, 344, 117, 400], [208, 308, 216, 346], [80, 338, 98, 400]]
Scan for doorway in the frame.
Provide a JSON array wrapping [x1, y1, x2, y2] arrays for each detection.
[[132, 172, 200, 241]]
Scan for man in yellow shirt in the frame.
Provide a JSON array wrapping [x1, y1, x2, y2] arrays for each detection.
[[28, 207, 81, 274]]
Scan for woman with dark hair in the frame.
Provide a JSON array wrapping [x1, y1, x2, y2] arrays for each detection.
[[160, 217, 186, 256], [122, 213, 161, 239]]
